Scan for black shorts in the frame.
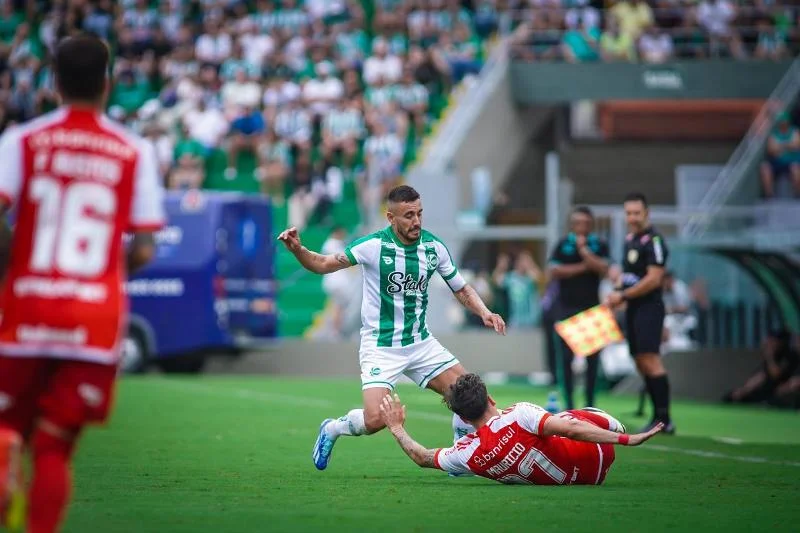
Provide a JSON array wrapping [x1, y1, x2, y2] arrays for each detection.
[[625, 298, 665, 356]]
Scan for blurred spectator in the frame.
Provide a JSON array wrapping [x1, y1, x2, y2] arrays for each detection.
[[226, 104, 266, 179], [760, 112, 800, 199], [363, 120, 404, 209], [438, 23, 482, 82], [363, 38, 402, 86], [303, 61, 344, 117], [611, 0, 654, 42], [322, 97, 365, 169], [335, 18, 369, 71], [697, 0, 745, 58], [170, 123, 207, 191], [183, 99, 229, 152], [196, 19, 232, 65], [493, 250, 542, 329], [754, 17, 788, 61], [287, 154, 324, 231], [256, 131, 293, 202], [321, 226, 352, 340], [395, 67, 430, 138], [566, 2, 601, 36], [638, 24, 675, 63], [662, 271, 697, 351], [600, 19, 636, 62], [274, 99, 313, 158], [562, 19, 601, 63], [723, 329, 799, 404], [222, 68, 262, 114]]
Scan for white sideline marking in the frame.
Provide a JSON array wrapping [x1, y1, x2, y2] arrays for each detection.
[[643, 444, 800, 468], [712, 437, 744, 445]]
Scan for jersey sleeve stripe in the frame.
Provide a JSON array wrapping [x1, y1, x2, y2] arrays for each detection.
[[433, 448, 443, 470], [344, 248, 357, 265], [442, 267, 459, 281], [538, 412, 551, 435]]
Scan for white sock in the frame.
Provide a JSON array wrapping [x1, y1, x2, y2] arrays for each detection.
[[326, 409, 367, 438], [452, 413, 475, 443]]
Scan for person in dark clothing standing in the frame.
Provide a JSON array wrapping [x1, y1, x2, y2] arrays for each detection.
[[548, 207, 609, 409], [605, 193, 675, 434]]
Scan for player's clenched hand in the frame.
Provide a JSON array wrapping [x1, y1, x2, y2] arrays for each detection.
[[627, 422, 664, 446], [482, 313, 506, 336], [277, 226, 302, 253], [379, 393, 407, 431]]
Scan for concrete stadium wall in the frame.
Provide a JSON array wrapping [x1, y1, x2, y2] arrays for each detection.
[[206, 331, 547, 378]]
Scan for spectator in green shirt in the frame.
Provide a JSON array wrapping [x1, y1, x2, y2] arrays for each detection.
[[170, 124, 207, 190], [109, 68, 152, 120], [562, 22, 601, 63], [0, 2, 22, 44], [493, 251, 543, 329]]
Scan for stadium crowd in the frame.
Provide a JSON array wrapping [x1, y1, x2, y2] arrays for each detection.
[[509, 0, 800, 63], [0, 0, 503, 230]]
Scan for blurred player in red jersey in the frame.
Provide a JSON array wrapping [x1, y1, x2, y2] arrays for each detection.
[[0, 35, 165, 533], [380, 374, 663, 485]]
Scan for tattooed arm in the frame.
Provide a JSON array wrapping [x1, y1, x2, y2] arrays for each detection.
[[277, 226, 353, 274], [379, 393, 438, 469], [454, 284, 507, 335]]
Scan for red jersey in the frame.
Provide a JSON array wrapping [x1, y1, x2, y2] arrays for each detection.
[[0, 107, 165, 365], [434, 403, 616, 485]]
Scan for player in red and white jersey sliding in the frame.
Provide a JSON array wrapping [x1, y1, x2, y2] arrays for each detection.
[[380, 374, 663, 485], [0, 35, 165, 533]]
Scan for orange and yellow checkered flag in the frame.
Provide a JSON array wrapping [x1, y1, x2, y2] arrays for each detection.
[[554, 304, 623, 357]]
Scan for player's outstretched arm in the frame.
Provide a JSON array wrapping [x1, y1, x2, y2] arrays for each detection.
[[453, 284, 506, 335], [542, 416, 663, 447], [277, 226, 353, 275], [379, 393, 438, 469]]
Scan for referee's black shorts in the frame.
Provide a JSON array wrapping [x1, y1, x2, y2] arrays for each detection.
[[625, 298, 665, 356]]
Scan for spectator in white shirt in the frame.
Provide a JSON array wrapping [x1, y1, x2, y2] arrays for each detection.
[[239, 19, 275, 69], [221, 68, 262, 115], [697, 0, 745, 58], [183, 99, 230, 150], [363, 38, 403, 86], [303, 61, 345, 117], [195, 20, 232, 64], [638, 24, 674, 64]]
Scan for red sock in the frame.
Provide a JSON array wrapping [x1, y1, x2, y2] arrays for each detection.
[[28, 429, 75, 533]]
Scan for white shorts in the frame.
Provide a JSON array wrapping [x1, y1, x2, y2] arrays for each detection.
[[359, 337, 460, 390]]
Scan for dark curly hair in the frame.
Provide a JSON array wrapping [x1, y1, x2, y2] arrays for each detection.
[[444, 373, 489, 422]]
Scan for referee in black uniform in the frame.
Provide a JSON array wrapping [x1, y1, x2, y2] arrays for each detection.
[[605, 193, 675, 434], [548, 206, 609, 409]]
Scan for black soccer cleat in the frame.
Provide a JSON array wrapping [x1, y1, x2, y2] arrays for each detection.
[[639, 419, 676, 435]]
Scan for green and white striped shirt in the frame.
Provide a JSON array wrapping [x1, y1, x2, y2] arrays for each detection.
[[323, 108, 365, 140], [344, 227, 466, 348]]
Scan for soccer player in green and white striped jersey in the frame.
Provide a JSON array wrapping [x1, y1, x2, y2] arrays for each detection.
[[278, 185, 506, 471]]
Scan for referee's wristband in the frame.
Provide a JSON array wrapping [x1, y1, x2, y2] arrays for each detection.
[[617, 434, 630, 445]]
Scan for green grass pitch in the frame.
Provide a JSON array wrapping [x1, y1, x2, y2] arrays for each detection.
[[63, 377, 800, 533]]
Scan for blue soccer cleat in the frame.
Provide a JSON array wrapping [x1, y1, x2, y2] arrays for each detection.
[[312, 418, 337, 470]]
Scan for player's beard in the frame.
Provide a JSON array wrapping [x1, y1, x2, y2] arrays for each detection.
[[404, 225, 421, 242]]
